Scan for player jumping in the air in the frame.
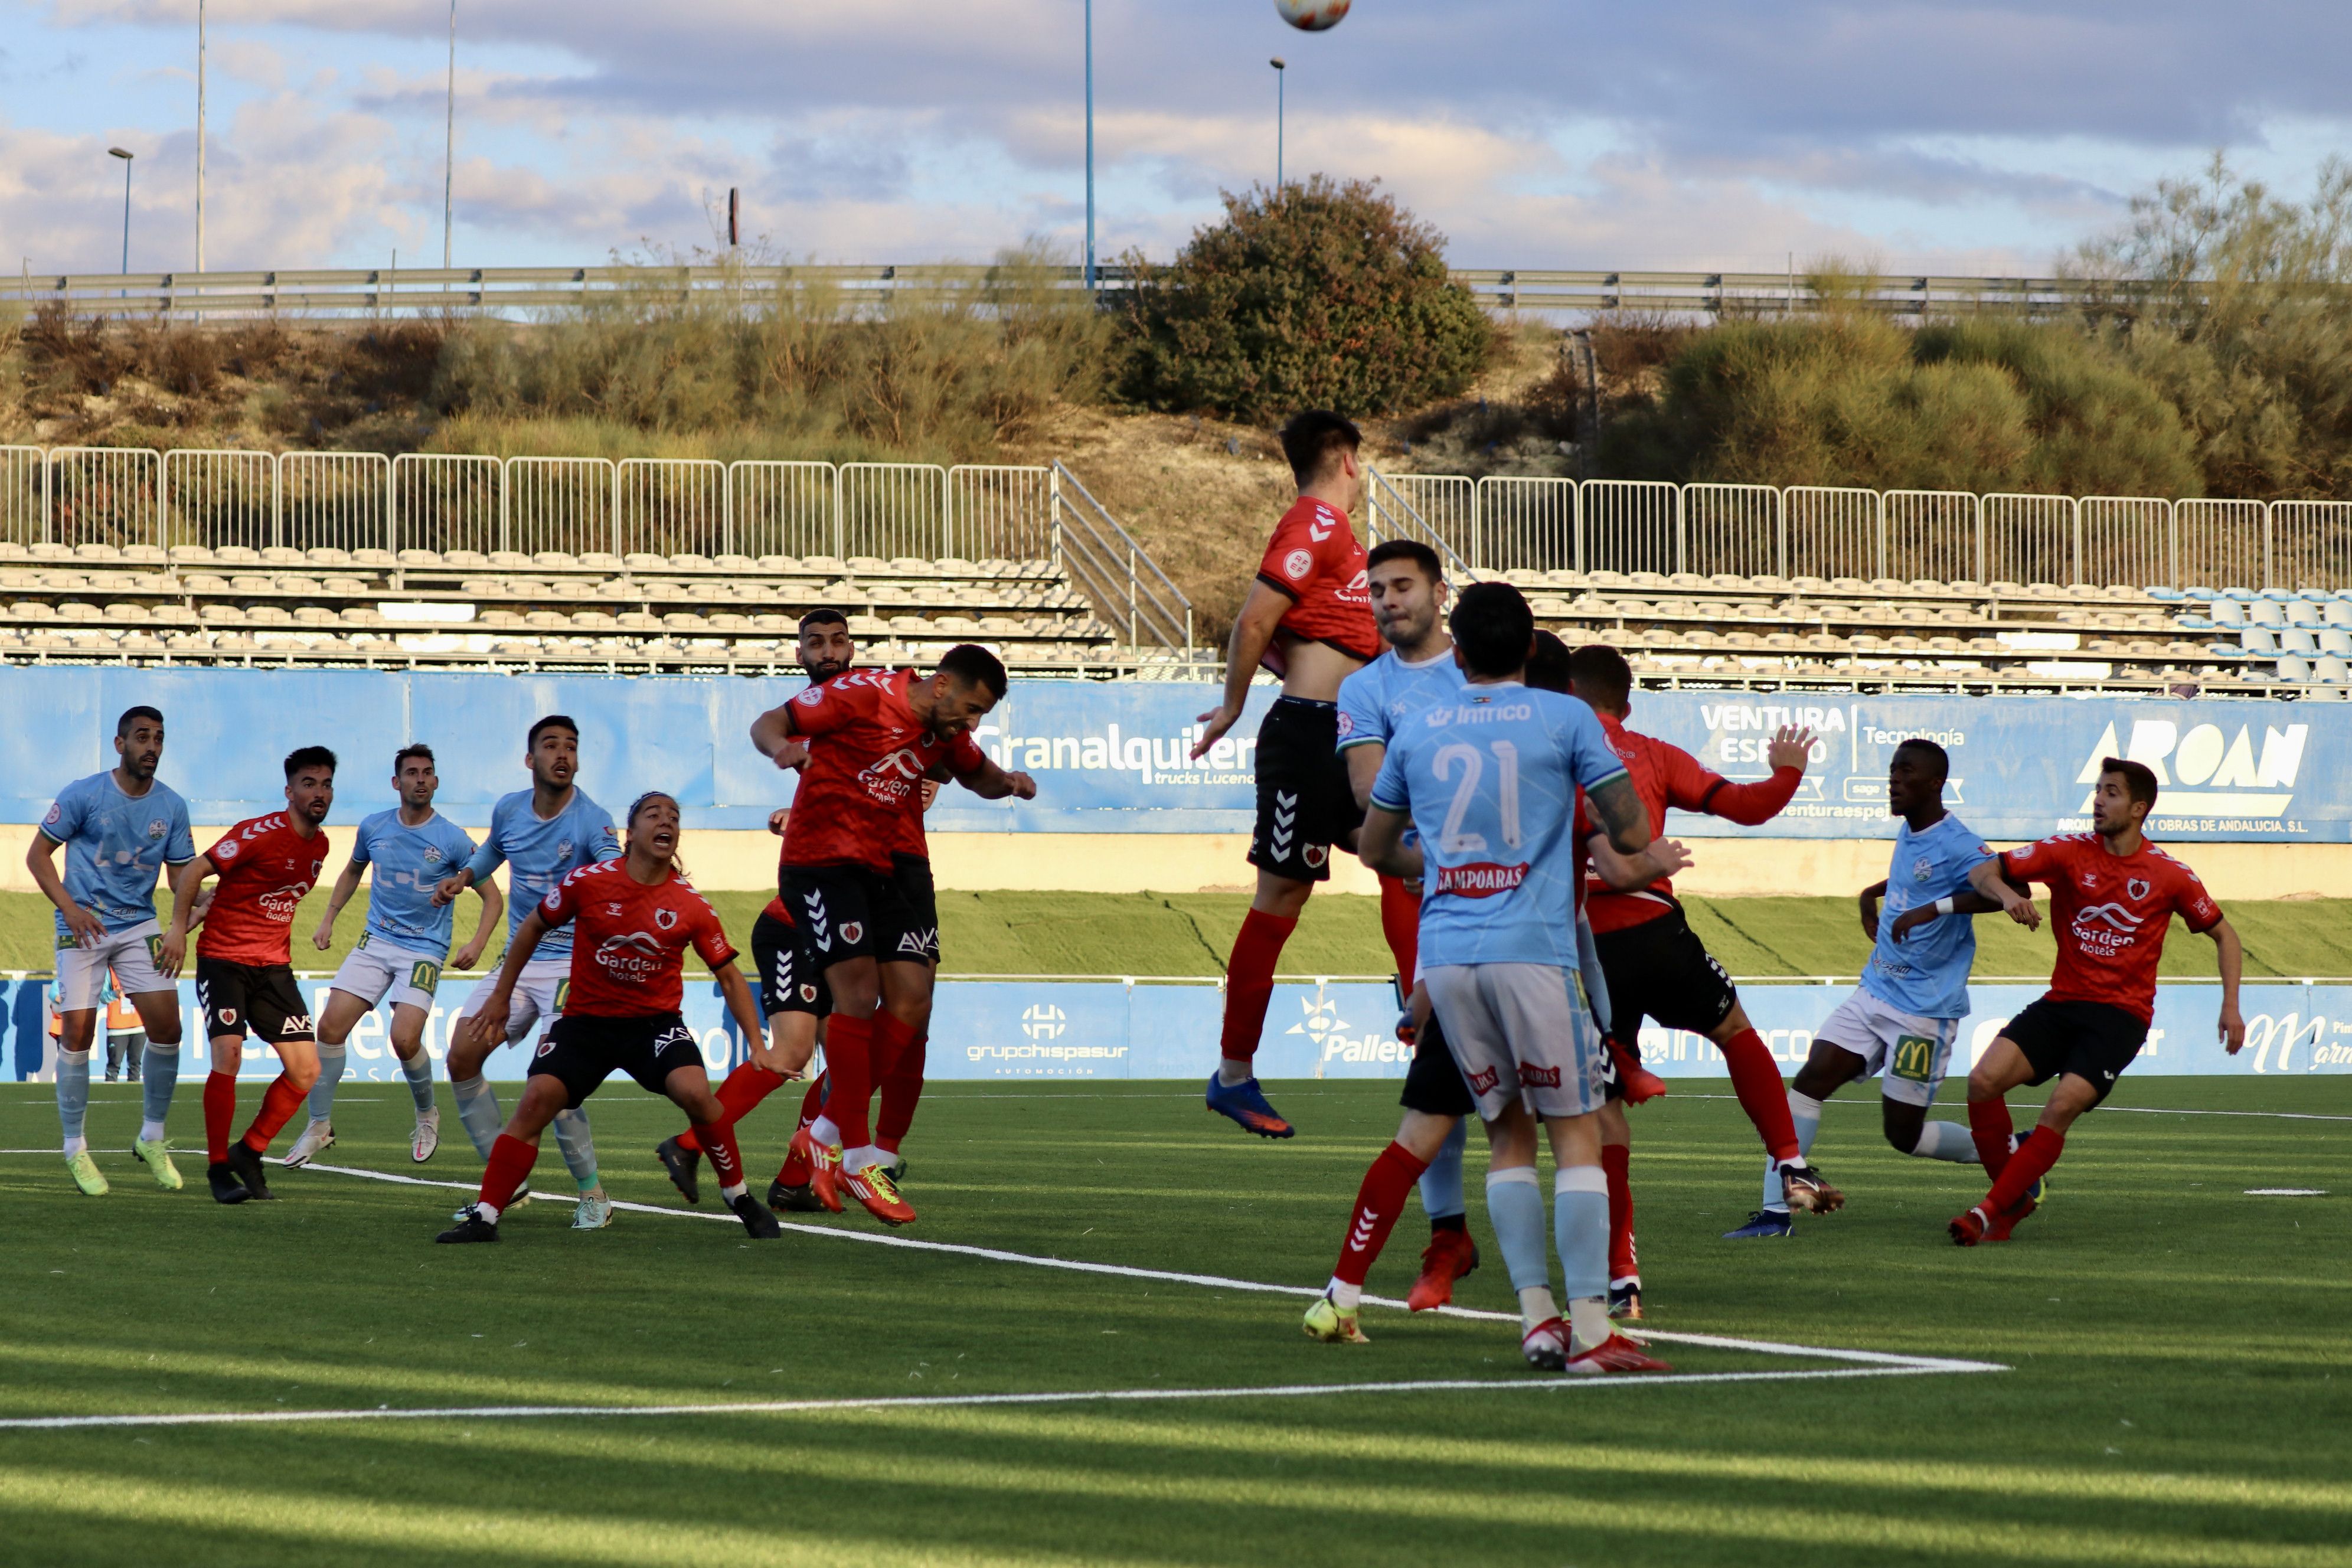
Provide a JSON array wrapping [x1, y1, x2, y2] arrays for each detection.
[[1941, 758, 2244, 1244], [436, 792, 780, 1244], [1311, 629, 1686, 1336], [28, 705, 198, 1195], [159, 747, 338, 1205], [433, 716, 622, 1229], [292, 744, 501, 1167], [1341, 583, 1668, 1373], [1561, 646, 1841, 1266], [1743, 739, 2013, 1230], [1190, 410, 1389, 1139], [752, 643, 1037, 1226]]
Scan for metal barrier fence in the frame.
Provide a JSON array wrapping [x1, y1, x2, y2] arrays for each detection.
[[1364, 469, 2350, 591]]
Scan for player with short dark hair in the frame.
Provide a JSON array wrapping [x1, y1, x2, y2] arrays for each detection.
[[293, 743, 502, 1168], [1191, 409, 1385, 1138], [433, 714, 623, 1229], [1944, 758, 2243, 1244], [1563, 645, 1840, 1277], [159, 746, 338, 1204], [1742, 739, 2018, 1231], [436, 792, 780, 1244], [749, 645, 1037, 1225], [1341, 582, 1668, 1372], [28, 705, 199, 1194]]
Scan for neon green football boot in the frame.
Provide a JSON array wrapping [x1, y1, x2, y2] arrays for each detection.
[[134, 1137, 184, 1191], [64, 1149, 110, 1196]]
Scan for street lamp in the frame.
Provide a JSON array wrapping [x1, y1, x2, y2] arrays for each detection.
[[108, 148, 134, 277], [1270, 58, 1285, 190], [444, 0, 457, 269], [1083, 0, 1095, 291], [196, 0, 206, 273]]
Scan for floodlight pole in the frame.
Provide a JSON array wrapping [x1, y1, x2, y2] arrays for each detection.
[[109, 148, 135, 289], [195, 0, 206, 276], [444, 0, 458, 269], [1083, 0, 1096, 292], [1271, 58, 1285, 190]]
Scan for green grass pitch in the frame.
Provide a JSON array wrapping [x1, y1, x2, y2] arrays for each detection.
[[2, 1074, 2347, 1566]]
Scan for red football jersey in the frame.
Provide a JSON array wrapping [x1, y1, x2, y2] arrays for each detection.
[[540, 860, 736, 1017], [1580, 713, 1802, 935], [762, 894, 791, 926], [2000, 833, 2222, 1023], [1255, 496, 1378, 664], [780, 668, 985, 871], [199, 815, 331, 966]]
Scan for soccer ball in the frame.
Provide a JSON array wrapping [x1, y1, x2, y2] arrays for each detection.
[[1275, 0, 1350, 31]]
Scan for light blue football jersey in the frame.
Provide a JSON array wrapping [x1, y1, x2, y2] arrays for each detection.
[[1371, 684, 1628, 969], [38, 772, 196, 942], [465, 788, 621, 962], [350, 808, 480, 956], [1337, 646, 1467, 753], [1860, 812, 1995, 1020]]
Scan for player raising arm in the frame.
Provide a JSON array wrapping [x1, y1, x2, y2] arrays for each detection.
[[1942, 757, 2243, 1245], [159, 747, 338, 1206], [1340, 583, 1667, 1374], [436, 792, 779, 1244], [293, 744, 500, 1167], [1190, 411, 1385, 1139], [28, 705, 200, 1195]]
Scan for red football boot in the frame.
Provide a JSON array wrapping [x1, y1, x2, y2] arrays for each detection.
[[1405, 1228, 1479, 1312], [1566, 1333, 1673, 1374], [1606, 1037, 1667, 1104]]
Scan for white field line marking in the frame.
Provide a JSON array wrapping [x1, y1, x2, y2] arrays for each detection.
[[288, 1158, 2001, 1374], [1671, 1093, 2352, 1123], [0, 1363, 1997, 1433], [2245, 1188, 2329, 1196]]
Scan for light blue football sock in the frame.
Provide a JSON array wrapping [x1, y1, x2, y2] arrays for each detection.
[[1484, 1165, 1550, 1292], [1910, 1117, 1979, 1162], [551, 1107, 600, 1193], [308, 1043, 347, 1125], [1418, 1118, 1468, 1220], [139, 1042, 179, 1142], [56, 1048, 92, 1154], [452, 1074, 504, 1159], [399, 1047, 437, 1115], [1763, 1090, 1824, 1213], [1554, 1165, 1611, 1302]]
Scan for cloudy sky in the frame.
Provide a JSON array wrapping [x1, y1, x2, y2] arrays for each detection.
[[2, 1, 2347, 279]]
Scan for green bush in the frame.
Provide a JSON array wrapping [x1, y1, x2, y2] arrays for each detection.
[[1117, 176, 1492, 422]]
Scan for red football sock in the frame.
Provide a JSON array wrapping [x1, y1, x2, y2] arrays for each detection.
[[821, 1013, 875, 1147], [876, 1035, 927, 1153], [870, 1011, 919, 1078], [1219, 909, 1298, 1064], [203, 1070, 238, 1164], [1969, 1096, 2017, 1178], [677, 1061, 788, 1154], [1332, 1141, 1430, 1286], [692, 1118, 744, 1191], [1601, 1143, 1638, 1281], [1720, 1028, 1799, 1162], [479, 1132, 539, 1215], [776, 1075, 827, 1185], [1377, 874, 1419, 986], [240, 1073, 304, 1154], [1983, 1125, 2062, 1213]]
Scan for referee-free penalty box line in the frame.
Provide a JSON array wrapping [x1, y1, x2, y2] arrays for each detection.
[[0, 1158, 2004, 1430]]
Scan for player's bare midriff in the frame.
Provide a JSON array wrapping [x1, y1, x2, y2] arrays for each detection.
[[1268, 629, 1367, 702]]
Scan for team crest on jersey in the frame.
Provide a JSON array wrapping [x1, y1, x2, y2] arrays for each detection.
[[423, 845, 443, 864], [556, 839, 573, 861], [799, 983, 818, 1002], [217, 1008, 239, 1027], [1302, 844, 1328, 868], [1335, 712, 1354, 738], [43, 802, 60, 826], [842, 921, 864, 945], [147, 818, 167, 840], [217, 838, 240, 861], [535, 1038, 556, 1059], [2127, 878, 2151, 900], [1912, 857, 1933, 881], [1283, 548, 1314, 580], [655, 907, 678, 930]]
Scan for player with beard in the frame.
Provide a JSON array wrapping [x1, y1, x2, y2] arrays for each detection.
[[1190, 411, 1385, 1139], [752, 643, 1037, 1226], [655, 608, 894, 1207], [1945, 758, 2243, 1244], [28, 705, 199, 1195], [159, 747, 338, 1205], [433, 717, 622, 1230], [435, 792, 780, 1244]]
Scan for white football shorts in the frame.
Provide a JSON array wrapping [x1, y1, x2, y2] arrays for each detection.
[[1423, 961, 1607, 1122], [56, 919, 173, 1011], [1814, 986, 1961, 1108], [453, 957, 571, 1044], [327, 932, 449, 1015]]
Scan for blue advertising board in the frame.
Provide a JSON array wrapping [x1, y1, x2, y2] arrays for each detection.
[[10, 977, 2347, 1086], [0, 668, 2340, 841]]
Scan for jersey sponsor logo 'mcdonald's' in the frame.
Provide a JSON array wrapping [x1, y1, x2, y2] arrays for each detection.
[[1433, 861, 1530, 897]]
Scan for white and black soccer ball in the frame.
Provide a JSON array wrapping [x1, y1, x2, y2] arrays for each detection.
[[1274, 0, 1351, 32]]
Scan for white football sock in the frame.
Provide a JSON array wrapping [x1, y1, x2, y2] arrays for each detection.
[[1764, 1090, 1825, 1213], [811, 1115, 842, 1149], [1910, 1118, 1981, 1162], [1217, 1058, 1253, 1087], [1516, 1286, 1560, 1333], [1325, 1278, 1363, 1311]]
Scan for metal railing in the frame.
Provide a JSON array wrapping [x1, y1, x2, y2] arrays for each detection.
[[1363, 468, 1475, 578], [1, 262, 2139, 321], [0, 445, 1192, 647]]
